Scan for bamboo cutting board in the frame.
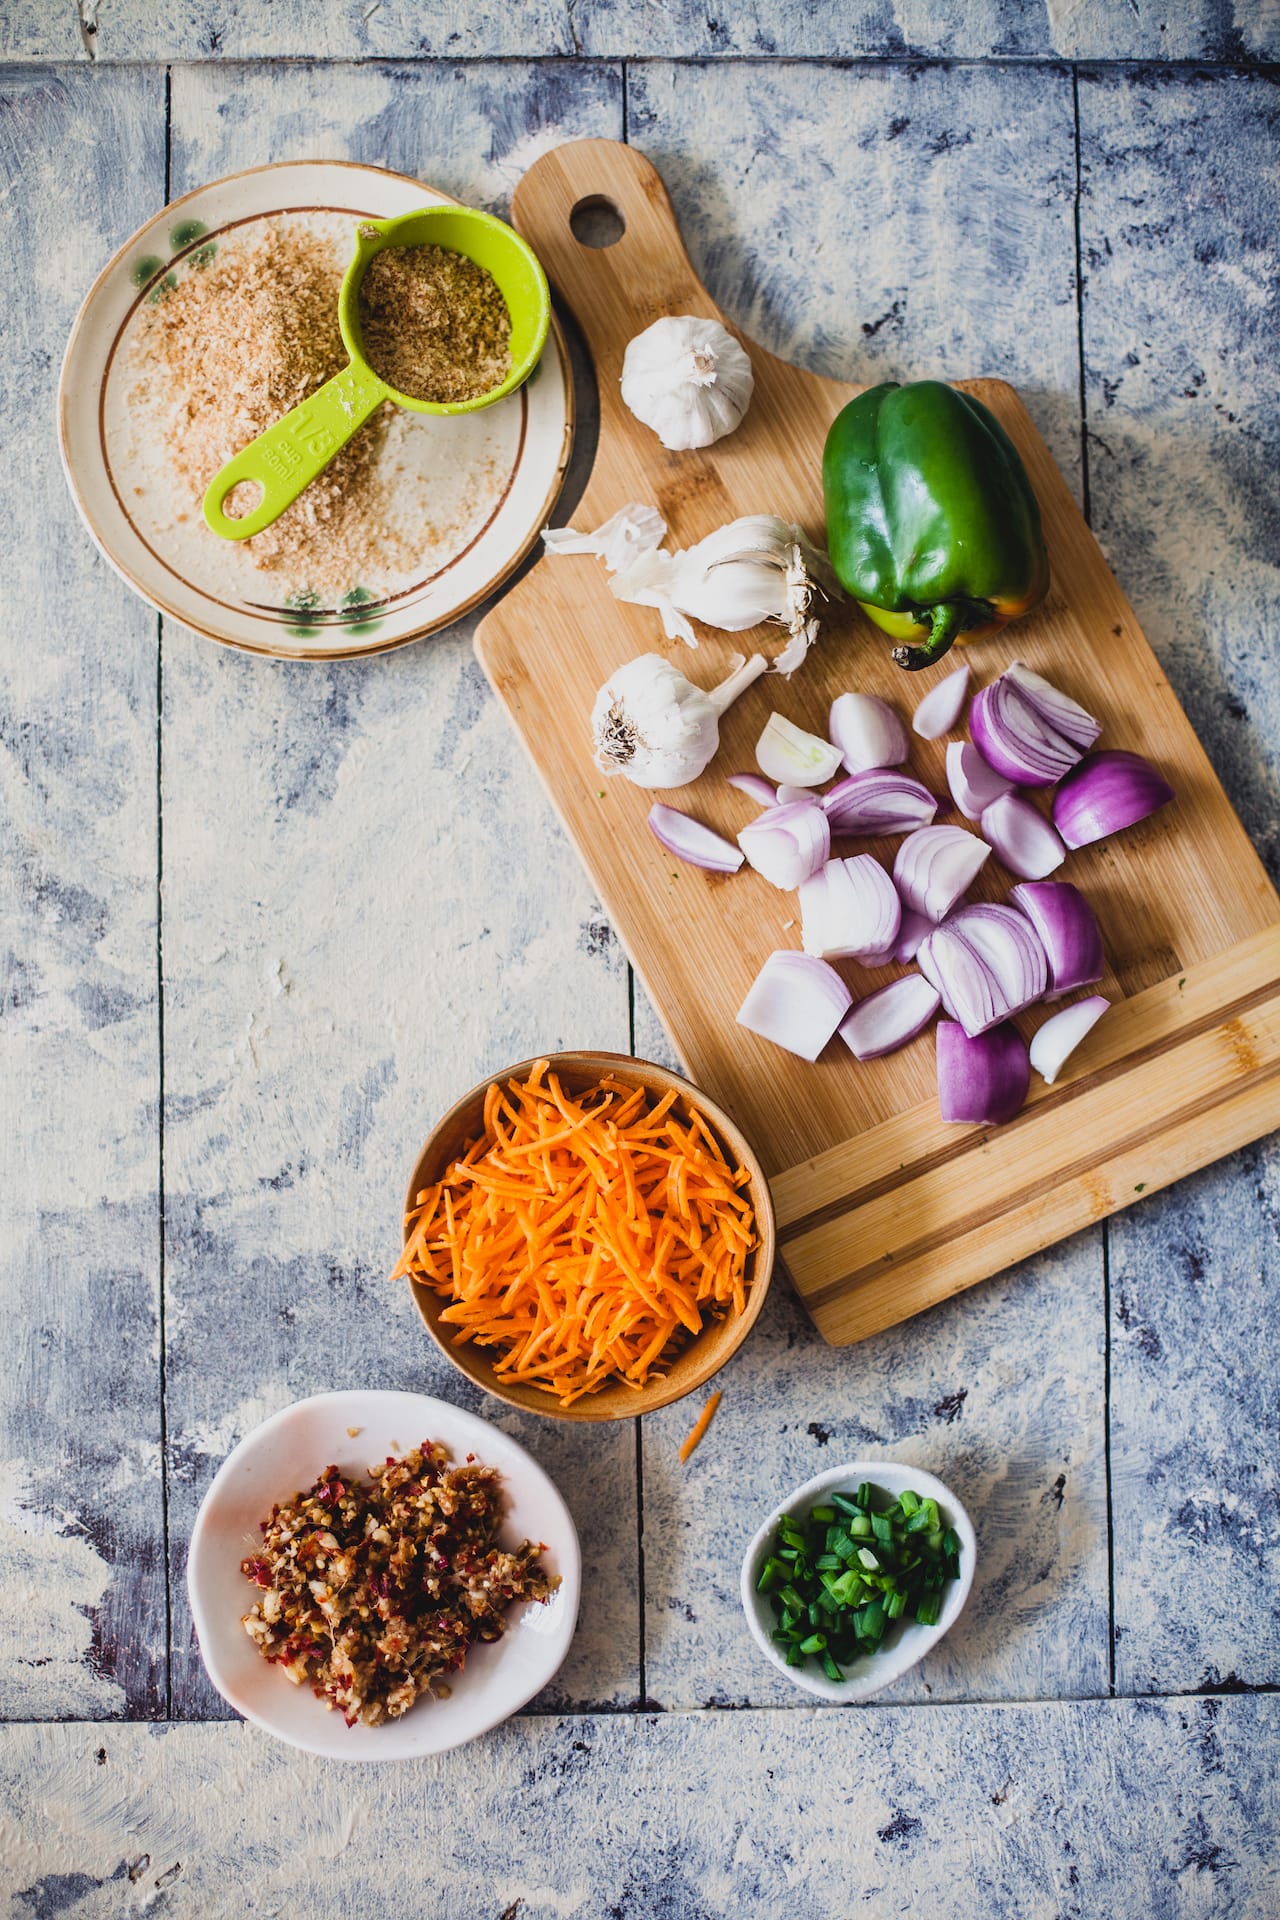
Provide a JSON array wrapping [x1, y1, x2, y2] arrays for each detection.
[[475, 139, 1280, 1346]]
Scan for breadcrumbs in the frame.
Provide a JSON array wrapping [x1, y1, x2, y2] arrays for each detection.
[[357, 243, 511, 404]]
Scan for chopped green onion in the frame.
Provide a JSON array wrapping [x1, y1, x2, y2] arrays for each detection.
[[810, 1506, 837, 1523], [822, 1652, 843, 1682]]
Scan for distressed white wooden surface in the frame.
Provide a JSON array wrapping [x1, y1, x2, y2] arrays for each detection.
[[0, 29, 1278, 1920]]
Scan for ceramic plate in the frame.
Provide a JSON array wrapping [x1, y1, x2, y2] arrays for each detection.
[[58, 160, 573, 659], [187, 1390, 581, 1760]]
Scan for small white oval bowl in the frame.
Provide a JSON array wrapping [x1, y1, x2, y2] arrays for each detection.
[[188, 1389, 580, 1761], [740, 1459, 976, 1703]]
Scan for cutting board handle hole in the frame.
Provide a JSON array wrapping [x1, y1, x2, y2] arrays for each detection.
[[569, 196, 626, 249]]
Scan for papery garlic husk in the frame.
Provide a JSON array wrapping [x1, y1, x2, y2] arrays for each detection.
[[591, 650, 767, 789], [621, 316, 754, 451], [542, 503, 667, 573], [609, 515, 839, 671]]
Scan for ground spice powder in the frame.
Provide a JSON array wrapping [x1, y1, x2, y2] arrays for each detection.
[[357, 242, 511, 404], [135, 223, 413, 598]]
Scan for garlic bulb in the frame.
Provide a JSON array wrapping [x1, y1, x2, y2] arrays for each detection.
[[621, 316, 754, 452], [542, 503, 666, 573], [592, 651, 767, 789], [610, 515, 838, 671]]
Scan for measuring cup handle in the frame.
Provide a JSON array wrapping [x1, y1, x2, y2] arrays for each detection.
[[202, 364, 387, 541]]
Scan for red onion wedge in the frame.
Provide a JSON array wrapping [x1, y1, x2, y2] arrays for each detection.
[[1004, 660, 1101, 752], [1009, 881, 1104, 998], [937, 1020, 1030, 1125], [1052, 749, 1175, 848], [828, 691, 909, 773], [726, 772, 777, 808], [738, 800, 830, 890], [776, 783, 821, 807], [980, 792, 1066, 879], [648, 803, 744, 873], [736, 951, 852, 1061], [823, 770, 938, 836], [918, 923, 1001, 1035], [946, 741, 1014, 821], [893, 906, 931, 963], [839, 974, 941, 1061], [800, 855, 901, 960], [757, 713, 843, 787], [912, 663, 971, 741], [894, 824, 990, 922], [946, 903, 1048, 1015], [1030, 995, 1110, 1085], [970, 676, 1081, 788]]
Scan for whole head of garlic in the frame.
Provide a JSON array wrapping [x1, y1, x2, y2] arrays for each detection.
[[621, 315, 754, 452], [591, 651, 767, 789]]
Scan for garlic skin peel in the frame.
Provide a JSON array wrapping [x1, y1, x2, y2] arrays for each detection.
[[621, 316, 754, 452], [591, 651, 768, 789], [542, 503, 666, 573], [610, 515, 838, 670]]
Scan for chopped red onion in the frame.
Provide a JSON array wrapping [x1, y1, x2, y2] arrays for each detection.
[[776, 783, 821, 807], [937, 1020, 1030, 1125], [912, 663, 971, 740], [647, 803, 744, 873], [1052, 749, 1175, 848], [839, 974, 942, 1061], [1009, 881, 1104, 997], [980, 792, 1066, 879], [823, 770, 938, 836], [893, 824, 990, 922], [738, 800, 831, 890], [946, 740, 1014, 821], [946, 903, 1048, 1014], [726, 772, 777, 808], [828, 692, 909, 772], [1030, 995, 1110, 1084], [918, 924, 1002, 1036], [1004, 660, 1101, 752], [756, 713, 843, 787], [736, 951, 852, 1061], [970, 676, 1081, 787], [893, 906, 931, 962], [800, 855, 901, 960]]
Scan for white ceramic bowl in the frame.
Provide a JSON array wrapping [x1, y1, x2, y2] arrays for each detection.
[[740, 1459, 976, 1703], [188, 1389, 580, 1760]]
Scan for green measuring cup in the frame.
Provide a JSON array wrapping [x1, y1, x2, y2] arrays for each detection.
[[202, 204, 551, 542]]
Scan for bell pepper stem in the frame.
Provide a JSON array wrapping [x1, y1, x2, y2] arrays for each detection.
[[892, 601, 972, 672]]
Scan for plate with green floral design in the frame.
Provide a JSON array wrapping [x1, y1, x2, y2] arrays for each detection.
[[59, 160, 573, 659]]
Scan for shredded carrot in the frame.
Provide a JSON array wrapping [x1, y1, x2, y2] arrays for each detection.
[[679, 1389, 722, 1463], [393, 1063, 758, 1407]]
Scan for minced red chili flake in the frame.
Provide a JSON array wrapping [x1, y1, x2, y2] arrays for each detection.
[[239, 1441, 556, 1727]]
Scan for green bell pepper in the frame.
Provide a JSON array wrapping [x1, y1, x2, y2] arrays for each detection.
[[822, 380, 1049, 670]]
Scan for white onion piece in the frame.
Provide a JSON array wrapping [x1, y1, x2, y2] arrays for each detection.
[[726, 771, 777, 808], [1009, 880, 1104, 998], [937, 1020, 1030, 1125], [947, 903, 1048, 1015], [946, 740, 1014, 821], [756, 713, 844, 787], [893, 906, 931, 963], [1030, 995, 1110, 1084], [912, 663, 971, 740], [738, 800, 830, 890], [980, 792, 1066, 879], [893, 825, 990, 922], [918, 924, 1002, 1036], [776, 783, 821, 807], [800, 855, 901, 960], [1004, 660, 1101, 752], [839, 974, 942, 1061], [828, 692, 909, 772], [970, 677, 1081, 787], [736, 951, 852, 1061], [822, 770, 938, 835], [648, 803, 744, 872]]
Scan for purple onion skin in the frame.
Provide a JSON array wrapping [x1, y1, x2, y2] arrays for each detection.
[[1052, 750, 1175, 849], [936, 1020, 1030, 1125], [1009, 881, 1104, 997]]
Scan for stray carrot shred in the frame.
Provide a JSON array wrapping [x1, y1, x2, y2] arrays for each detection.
[[679, 1390, 722, 1463], [393, 1064, 758, 1407]]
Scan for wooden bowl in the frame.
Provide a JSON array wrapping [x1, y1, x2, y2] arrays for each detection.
[[401, 1052, 776, 1422]]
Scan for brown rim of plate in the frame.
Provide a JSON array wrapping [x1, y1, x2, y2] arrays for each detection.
[[400, 1052, 777, 1423], [57, 158, 575, 663]]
